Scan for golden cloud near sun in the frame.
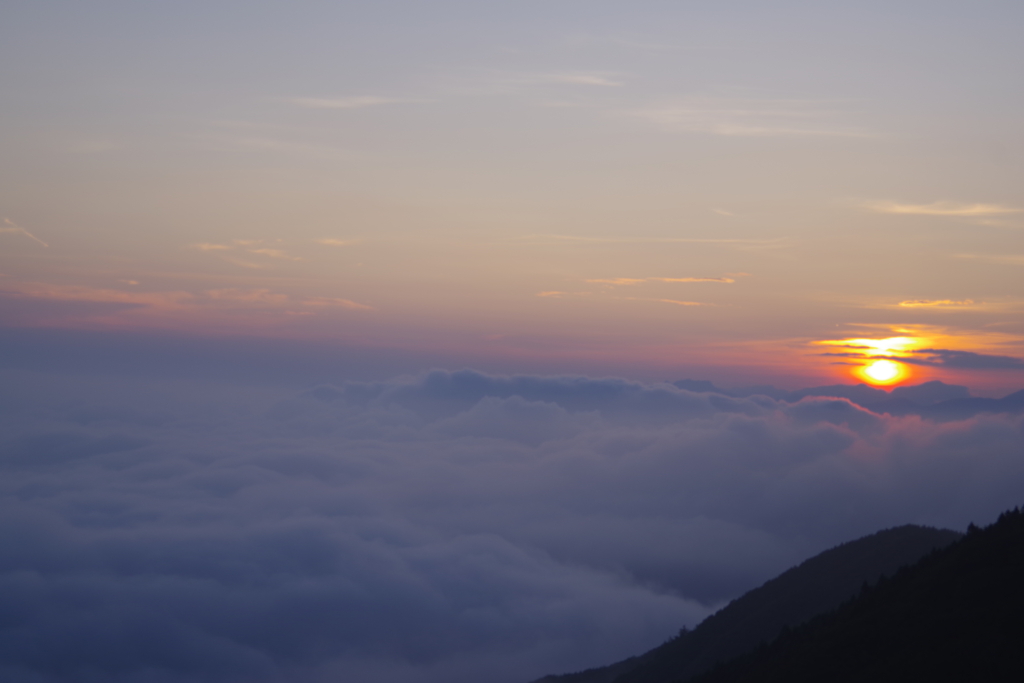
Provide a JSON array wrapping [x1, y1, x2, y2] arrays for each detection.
[[813, 335, 927, 386], [823, 337, 919, 354], [813, 327, 1024, 386]]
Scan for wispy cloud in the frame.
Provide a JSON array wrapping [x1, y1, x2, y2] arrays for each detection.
[[627, 97, 867, 137], [521, 234, 788, 249], [491, 71, 625, 88], [1, 281, 191, 309], [303, 297, 373, 310], [812, 330, 1024, 375], [616, 296, 710, 306], [814, 336, 924, 357], [212, 135, 356, 160], [1, 218, 48, 247], [289, 96, 412, 109], [898, 299, 975, 308], [249, 248, 301, 261], [655, 299, 710, 306], [536, 291, 591, 298], [453, 69, 626, 96], [316, 238, 358, 247], [534, 72, 624, 87], [868, 201, 1022, 217], [563, 33, 690, 52], [222, 258, 273, 270], [588, 276, 735, 286], [205, 288, 290, 305], [190, 239, 302, 267], [0, 280, 373, 325]]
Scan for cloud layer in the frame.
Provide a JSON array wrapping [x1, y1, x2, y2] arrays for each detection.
[[1, 369, 1023, 682]]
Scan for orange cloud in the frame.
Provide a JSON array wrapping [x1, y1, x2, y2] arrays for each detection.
[[190, 239, 302, 267], [616, 296, 710, 306], [868, 201, 1021, 217], [302, 297, 373, 310], [205, 289, 291, 305], [536, 291, 591, 298], [5, 281, 192, 309], [898, 299, 975, 308], [0, 280, 372, 332], [587, 276, 735, 285]]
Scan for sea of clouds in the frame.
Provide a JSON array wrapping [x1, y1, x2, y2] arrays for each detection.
[[1, 368, 1022, 683]]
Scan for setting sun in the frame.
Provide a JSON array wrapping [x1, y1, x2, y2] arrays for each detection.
[[865, 360, 899, 381], [858, 359, 908, 385]]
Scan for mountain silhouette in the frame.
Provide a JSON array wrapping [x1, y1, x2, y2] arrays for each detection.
[[534, 525, 961, 683], [689, 506, 1024, 682]]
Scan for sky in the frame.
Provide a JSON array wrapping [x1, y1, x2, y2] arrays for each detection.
[[1, 2, 1024, 682], [3, 0, 1024, 391]]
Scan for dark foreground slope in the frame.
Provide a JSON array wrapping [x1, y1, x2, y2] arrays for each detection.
[[691, 508, 1024, 683], [535, 525, 960, 683]]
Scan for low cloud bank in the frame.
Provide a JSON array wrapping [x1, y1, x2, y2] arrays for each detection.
[[1, 369, 1022, 682]]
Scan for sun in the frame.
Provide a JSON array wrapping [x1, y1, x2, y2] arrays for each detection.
[[857, 359, 907, 385]]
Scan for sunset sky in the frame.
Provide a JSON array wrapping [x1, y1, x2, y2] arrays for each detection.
[[2, 4, 1024, 683], [3, 0, 1023, 392]]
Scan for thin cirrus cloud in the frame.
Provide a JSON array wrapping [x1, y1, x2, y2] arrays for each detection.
[[316, 238, 358, 247], [0, 281, 373, 326], [485, 70, 625, 88], [249, 248, 302, 261], [190, 240, 302, 266], [303, 297, 373, 310], [289, 95, 414, 109], [617, 296, 710, 306], [452, 69, 626, 96], [1, 218, 49, 248], [1, 281, 191, 309], [529, 72, 624, 87], [627, 98, 867, 137], [191, 243, 232, 252], [898, 299, 975, 308], [536, 291, 592, 298], [521, 234, 788, 250], [223, 257, 274, 270], [868, 201, 1022, 217], [588, 277, 736, 286]]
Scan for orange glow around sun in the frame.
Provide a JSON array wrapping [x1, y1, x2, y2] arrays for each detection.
[[813, 334, 927, 386]]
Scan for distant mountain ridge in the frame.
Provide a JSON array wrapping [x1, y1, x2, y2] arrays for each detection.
[[533, 525, 961, 683], [672, 379, 1024, 420]]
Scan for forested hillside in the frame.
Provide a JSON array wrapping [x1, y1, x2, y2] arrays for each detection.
[[690, 507, 1024, 682], [535, 525, 961, 683]]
